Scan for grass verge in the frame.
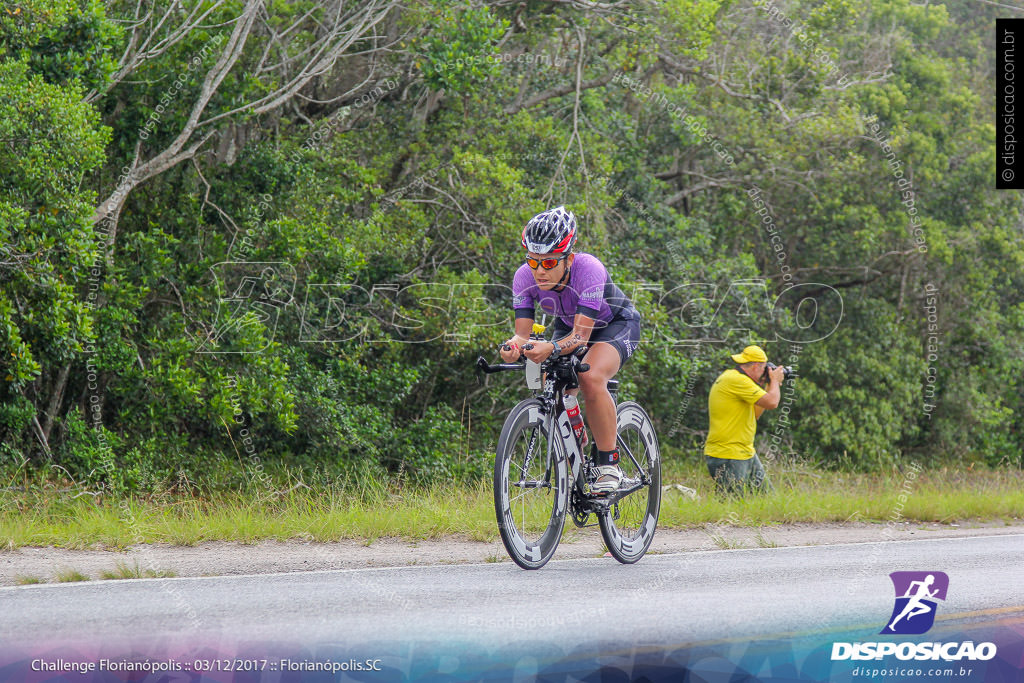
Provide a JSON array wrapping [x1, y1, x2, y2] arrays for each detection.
[[99, 562, 177, 580], [15, 574, 44, 585], [55, 568, 90, 582], [0, 462, 1021, 549]]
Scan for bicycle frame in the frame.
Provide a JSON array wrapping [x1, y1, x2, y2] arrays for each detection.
[[477, 351, 649, 508], [500, 366, 581, 496]]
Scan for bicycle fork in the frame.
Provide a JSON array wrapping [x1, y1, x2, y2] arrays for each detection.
[[515, 407, 565, 490], [515, 432, 555, 493]]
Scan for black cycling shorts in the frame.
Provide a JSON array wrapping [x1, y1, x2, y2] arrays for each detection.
[[550, 315, 641, 367]]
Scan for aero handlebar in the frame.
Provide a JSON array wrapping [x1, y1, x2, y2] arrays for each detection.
[[476, 344, 590, 384]]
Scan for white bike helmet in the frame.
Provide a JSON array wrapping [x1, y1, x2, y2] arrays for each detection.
[[521, 206, 577, 254]]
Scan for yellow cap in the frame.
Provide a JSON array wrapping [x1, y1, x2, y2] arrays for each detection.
[[731, 345, 767, 364], [532, 323, 546, 334]]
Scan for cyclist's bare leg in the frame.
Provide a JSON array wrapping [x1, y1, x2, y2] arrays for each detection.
[[578, 342, 621, 451]]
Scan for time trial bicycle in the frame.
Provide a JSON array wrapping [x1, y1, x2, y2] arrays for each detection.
[[475, 325, 661, 569]]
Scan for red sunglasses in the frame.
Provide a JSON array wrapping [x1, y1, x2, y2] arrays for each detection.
[[525, 254, 569, 270]]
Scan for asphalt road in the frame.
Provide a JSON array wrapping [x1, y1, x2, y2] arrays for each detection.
[[2, 534, 1022, 660]]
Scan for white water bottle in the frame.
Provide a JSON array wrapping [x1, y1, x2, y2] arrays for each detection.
[[563, 394, 586, 444]]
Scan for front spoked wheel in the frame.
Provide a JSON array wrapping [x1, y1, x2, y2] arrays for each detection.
[[494, 398, 569, 569], [598, 401, 661, 564]]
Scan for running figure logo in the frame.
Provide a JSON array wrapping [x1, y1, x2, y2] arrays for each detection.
[[881, 571, 949, 635]]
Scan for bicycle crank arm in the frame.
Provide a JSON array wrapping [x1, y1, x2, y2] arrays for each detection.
[[603, 481, 644, 504], [581, 481, 645, 508]]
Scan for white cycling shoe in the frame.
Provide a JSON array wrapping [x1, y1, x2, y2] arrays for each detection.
[[590, 464, 623, 493]]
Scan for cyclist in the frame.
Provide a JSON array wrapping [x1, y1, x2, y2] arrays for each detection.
[[499, 206, 641, 492]]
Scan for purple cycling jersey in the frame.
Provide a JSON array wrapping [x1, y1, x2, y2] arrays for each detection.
[[511, 252, 637, 328]]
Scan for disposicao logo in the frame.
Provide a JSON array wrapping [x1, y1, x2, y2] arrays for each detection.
[[831, 571, 998, 662], [882, 571, 948, 635]]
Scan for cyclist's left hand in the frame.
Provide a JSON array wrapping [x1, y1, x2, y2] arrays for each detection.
[[523, 341, 555, 363]]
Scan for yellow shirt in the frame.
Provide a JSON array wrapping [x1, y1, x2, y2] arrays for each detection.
[[704, 369, 767, 460]]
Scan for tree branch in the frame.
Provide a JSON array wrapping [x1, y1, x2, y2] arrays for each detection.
[[198, 2, 393, 128], [504, 70, 616, 115], [92, 0, 261, 238]]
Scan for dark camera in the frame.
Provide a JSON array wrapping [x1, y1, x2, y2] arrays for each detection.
[[764, 362, 795, 382]]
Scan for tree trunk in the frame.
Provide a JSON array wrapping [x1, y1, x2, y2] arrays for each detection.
[[41, 362, 71, 446]]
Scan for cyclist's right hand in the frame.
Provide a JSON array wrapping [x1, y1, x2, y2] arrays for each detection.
[[499, 337, 524, 362]]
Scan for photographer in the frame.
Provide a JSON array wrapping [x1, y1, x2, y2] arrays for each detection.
[[703, 345, 785, 495]]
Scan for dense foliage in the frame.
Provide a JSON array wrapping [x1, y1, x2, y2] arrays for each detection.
[[1, 0, 1020, 492]]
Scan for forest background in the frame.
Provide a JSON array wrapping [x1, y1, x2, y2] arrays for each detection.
[[1, 0, 1021, 496]]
